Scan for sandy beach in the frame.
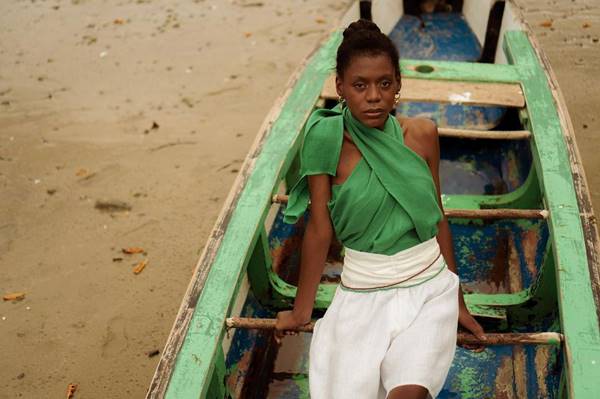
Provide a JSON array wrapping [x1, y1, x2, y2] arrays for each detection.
[[1, 0, 598, 398]]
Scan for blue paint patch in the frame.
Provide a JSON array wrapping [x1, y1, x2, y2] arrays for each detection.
[[451, 220, 549, 294], [391, 13, 506, 130], [390, 14, 481, 61], [225, 291, 276, 396], [442, 345, 561, 398], [439, 136, 533, 195], [398, 102, 506, 130]]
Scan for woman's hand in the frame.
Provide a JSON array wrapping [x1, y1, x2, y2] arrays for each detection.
[[274, 310, 310, 344], [458, 303, 486, 351]]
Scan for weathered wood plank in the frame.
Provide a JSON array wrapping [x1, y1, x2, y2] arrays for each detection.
[[321, 74, 525, 107]]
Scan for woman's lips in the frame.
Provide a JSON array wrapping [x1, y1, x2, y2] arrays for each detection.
[[364, 109, 384, 118]]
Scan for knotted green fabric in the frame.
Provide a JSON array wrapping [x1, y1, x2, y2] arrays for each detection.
[[284, 104, 442, 253]]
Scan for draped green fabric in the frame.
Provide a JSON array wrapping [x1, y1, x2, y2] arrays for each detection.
[[283, 104, 442, 254]]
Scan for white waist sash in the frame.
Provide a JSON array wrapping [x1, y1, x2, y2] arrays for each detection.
[[341, 237, 446, 290]]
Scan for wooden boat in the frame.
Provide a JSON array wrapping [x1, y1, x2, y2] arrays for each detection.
[[147, 1, 600, 397]]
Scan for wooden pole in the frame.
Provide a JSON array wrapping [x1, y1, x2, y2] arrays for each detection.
[[444, 208, 549, 219], [271, 195, 548, 220], [225, 317, 563, 346], [438, 127, 531, 140]]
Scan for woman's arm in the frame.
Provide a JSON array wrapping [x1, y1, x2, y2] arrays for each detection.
[[275, 174, 333, 339], [408, 118, 486, 341]]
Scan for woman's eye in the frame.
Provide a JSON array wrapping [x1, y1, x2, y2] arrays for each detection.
[[354, 83, 365, 89], [380, 81, 391, 88]]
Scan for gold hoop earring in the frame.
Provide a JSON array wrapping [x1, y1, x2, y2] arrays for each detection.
[[338, 95, 345, 104], [394, 92, 400, 106]]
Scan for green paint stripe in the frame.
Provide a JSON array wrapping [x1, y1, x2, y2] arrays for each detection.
[[504, 31, 600, 398], [464, 291, 530, 306], [163, 32, 342, 399], [400, 59, 520, 83]]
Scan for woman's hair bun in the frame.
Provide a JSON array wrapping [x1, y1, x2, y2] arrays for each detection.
[[343, 19, 381, 39]]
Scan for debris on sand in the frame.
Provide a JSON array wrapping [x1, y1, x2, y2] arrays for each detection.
[[94, 200, 132, 213], [122, 247, 144, 254], [181, 97, 194, 108], [66, 383, 77, 399], [81, 35, 97, 45], [3, 292, 26, 301], [75, 168, 89, 177], [133, 259, 148, 274], [149, 140, 196, 152], [147, 349, 160, 358], [144, 121, 160, 134], [539, 20, 553, 28]]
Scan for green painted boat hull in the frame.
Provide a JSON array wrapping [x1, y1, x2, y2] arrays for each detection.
[[146, 2, 600, 398]]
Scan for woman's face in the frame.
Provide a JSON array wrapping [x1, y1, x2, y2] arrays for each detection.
[[336, 53, 400, 130]]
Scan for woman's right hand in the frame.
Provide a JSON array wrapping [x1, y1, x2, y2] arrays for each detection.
[[274, 310, 309, 344]]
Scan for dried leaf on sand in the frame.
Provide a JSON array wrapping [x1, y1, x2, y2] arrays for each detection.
[[3, 292, 26, 301], [133, 259, 148, 274], [94, 200, 132, 213], [122, 247, 144, 254], [66, 383, 77, 398]]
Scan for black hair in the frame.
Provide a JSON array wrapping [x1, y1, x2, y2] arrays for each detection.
[[336, 19, 401, 79]]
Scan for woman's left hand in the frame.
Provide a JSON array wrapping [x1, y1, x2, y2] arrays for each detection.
[[458, 304, 487, 351]]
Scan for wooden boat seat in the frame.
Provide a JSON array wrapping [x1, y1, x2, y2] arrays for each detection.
[[271, 194, 547, 220], [266, 270, 535, 321], [321, 74, 526, 108]]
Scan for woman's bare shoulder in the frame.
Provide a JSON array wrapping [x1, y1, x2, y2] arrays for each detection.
[[396, 116, 438, 141], [396, 116, 439, 162]]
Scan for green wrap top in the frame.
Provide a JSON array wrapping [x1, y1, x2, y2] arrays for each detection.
[[283, 104, 442, 256]]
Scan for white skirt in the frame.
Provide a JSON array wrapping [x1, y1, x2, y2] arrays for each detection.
[[309, 242, 459, 398]]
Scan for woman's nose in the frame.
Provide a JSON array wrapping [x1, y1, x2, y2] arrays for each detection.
[[366, 85, 381, 102]]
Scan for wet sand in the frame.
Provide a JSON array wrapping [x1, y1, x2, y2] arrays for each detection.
[[516, 0, 600, 208], [0, 1, 349, 397], [0, 1, 598, 398]]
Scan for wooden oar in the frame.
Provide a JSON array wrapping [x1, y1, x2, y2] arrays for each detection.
[[225, 317, 564, 346], [271, 195, 548, 220]]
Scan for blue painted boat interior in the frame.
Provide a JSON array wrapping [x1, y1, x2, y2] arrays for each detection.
[[390, 12, 507, 130], [390, 14, 481, 61]]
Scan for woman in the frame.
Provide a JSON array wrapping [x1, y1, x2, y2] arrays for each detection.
[[275, 19, 486, 399]]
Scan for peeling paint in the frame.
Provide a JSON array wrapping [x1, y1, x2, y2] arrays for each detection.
[[494, 355, 516, 399]]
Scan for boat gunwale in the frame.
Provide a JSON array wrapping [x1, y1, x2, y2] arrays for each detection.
[[504, 1, 600, 395]]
